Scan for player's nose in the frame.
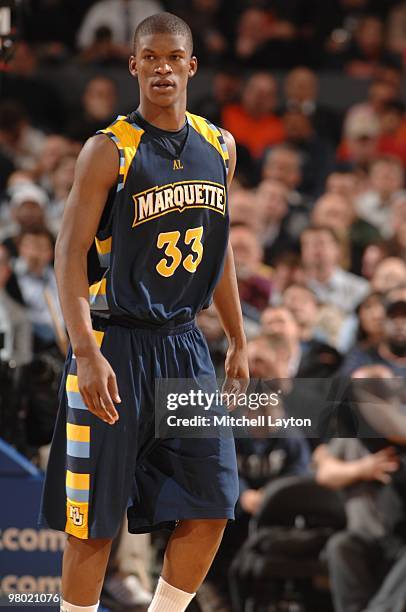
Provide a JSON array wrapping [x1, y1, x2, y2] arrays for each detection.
[[155, 61, 173, 74]]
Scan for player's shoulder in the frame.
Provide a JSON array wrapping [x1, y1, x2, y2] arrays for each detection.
[[186, 111, 235, 152], [96, 113, 145, 147]]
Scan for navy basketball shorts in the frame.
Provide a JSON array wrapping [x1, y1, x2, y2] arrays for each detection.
[[39, 319, 239, 540]]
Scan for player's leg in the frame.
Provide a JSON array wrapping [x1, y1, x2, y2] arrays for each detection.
[[149, 519, 227, 612], [61, 535, 113, 608], [162, 518, 227, 590]]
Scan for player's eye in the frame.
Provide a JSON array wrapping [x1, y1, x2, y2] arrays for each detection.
[[171, 55, 182, 61], [144, 55, 155, 61]]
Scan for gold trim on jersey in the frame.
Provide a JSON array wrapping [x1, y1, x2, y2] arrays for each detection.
[[98, 118, 144, 189], [186, 112, 229, 170]]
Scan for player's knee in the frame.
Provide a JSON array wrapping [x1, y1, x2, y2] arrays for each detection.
[[179, 518, 228, 539], [66, 534, 113, 554]]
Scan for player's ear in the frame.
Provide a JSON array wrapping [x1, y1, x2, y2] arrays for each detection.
[[129, 55, 137, 77], [189, 55, 198, 78]]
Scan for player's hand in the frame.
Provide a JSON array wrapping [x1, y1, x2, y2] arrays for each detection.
[[358, 447, 399, 484], [222, 343, 249, 411], [76, 351, 121, 425]]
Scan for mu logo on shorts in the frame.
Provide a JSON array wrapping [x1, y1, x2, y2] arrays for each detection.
[[69, 506, 84, 527]]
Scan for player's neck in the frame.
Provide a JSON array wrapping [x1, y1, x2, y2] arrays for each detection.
[[137, 100, 187, 131]]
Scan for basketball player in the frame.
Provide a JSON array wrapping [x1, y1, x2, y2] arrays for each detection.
[[39, 12, 249, 612]]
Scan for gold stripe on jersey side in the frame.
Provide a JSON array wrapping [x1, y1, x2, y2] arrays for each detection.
[[95, 236, 111, 254], [186, 112, 229, 168], [98, 120, 144, 187], [67, 423, 90, 443]]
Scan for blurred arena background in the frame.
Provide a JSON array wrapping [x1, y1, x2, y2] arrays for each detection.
[[1, 0, 406, 610]]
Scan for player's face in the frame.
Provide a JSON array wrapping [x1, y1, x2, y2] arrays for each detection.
[[129, 33, 197, 108]]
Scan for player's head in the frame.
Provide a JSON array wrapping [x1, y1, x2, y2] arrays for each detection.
[[129, 13, 197, 108]]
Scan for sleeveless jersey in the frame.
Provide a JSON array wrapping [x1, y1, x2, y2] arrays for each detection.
[[89, 111, 230, 326]]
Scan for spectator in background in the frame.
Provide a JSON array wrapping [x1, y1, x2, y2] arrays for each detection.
[[355, 292, 385, 349], [77, 0, 163, 52], [0, 101, 45, 173], [2, 42, 66, 132], [387, 1, 406, 63], [351, 78, 399, 120], [283, 108, 336, 198], [260, 305, 341, 378], [229, 225, 272, 317], [361, 241, 392, 280], [46, 154, 77, 235], [355, 155, 404, 238], [221, 73, 285, 160], [0, 245, 32, 367], [327, 15, 398, 78], [311, 192, 381, 274], [15, 229, 63, 351], [261, 144, 310, 239], [233, 5, 301, 70], [325, 171, 360, 203], [314, 434, 406, 612], [77, 25, 131, 66], [1, 184, 49, 259], [66, 76, 118, 142], [282, 283, 334, 349], [229, 189, 260, 233], [283, 67, 342, 145], [379, 100, 406, 164], [341, 293, 406, 376], [172, 0, 228, 65], [32, 134, 73, 192], [338, 106, 380, 176], [390, 190, 406, 258], [301, 225, 369, 314], [194, 65, 242, 126], [370, 257, 406, 294], [269, 252, 304, 305], [256, 179, 296, 265]]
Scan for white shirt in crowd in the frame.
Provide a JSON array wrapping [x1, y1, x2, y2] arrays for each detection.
[[355, 191, 393, 238], [77, 0, 164, 49], [0, 289, 32, 367], [307, 267, 369, 314]]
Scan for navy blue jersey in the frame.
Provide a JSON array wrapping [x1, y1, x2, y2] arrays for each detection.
[[89, 111, 230, 325]]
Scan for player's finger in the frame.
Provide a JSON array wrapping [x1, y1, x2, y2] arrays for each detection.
[[222, 377, 244, 411], [108, 373, 121, 404], [91, 391, 114, 424], [80, 388, 106, 421], [99, 387, 119, 422]]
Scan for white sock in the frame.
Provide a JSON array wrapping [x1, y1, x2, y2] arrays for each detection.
[[148, 577, 195, 612], [60, 600, 99, 612]]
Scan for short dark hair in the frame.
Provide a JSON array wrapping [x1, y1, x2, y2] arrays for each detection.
[[133, 12, 193, 55], [301, 224, 340, 245]]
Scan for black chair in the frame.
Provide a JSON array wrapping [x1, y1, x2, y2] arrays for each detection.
[[229, 476, 347, 612]]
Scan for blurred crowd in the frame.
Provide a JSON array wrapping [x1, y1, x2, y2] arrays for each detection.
[[1, 1, 406, 611]]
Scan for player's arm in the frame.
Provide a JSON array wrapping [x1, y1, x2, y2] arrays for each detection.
[[54, 135, 120, 424], [213, 130, 249, 388]]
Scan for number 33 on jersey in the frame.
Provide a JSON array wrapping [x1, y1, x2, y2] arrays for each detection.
[[88, 111, 230, 325]]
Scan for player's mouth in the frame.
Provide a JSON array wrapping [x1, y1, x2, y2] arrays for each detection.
[[152, 80, 176, 91]]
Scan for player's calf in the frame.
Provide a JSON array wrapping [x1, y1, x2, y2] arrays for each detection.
[[61, 535, 113, 611]]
